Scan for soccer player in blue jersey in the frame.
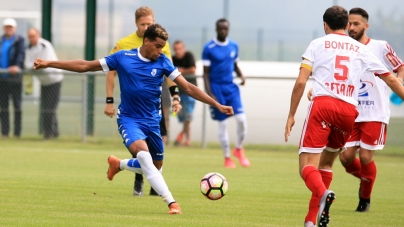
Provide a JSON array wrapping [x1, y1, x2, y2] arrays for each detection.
[[202, 18, 250, 168], [33, 24, 233, 214]]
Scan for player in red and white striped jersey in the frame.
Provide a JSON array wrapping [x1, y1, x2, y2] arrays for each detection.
[[284, 6, 404, 227], [339, 7, 404, 212]]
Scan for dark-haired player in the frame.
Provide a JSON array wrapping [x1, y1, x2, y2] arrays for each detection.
[[340, 7, 404, 212], [284, 6, 404, 227], [33, 24, 234, 215], [104, 6, 175, 197], [202, 18, 249, 168]]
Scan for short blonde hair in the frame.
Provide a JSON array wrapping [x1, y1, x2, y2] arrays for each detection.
[[135, 6, 154, 22]]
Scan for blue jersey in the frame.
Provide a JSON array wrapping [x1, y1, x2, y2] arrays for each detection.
[[202, 38, 239, 84], [100, 48, 180, 124]]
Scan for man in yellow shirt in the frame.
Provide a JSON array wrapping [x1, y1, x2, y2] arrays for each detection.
[[104, 6, 179, 197]]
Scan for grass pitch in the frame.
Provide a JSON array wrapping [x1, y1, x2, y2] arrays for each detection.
[[1, 139, 404, 227]]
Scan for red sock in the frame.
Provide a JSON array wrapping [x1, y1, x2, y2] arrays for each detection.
[[360, 160, 377, 199], [344, 157, 361, 179], [305, 169, 333, 223]]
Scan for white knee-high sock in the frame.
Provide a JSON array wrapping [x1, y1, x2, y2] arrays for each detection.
[[218, 119, 230, 158], [137, 151, 175, 205], [120, 159, 143, 174], [235, 113, 247, 149]]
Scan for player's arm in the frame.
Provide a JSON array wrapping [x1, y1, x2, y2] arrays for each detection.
[[284, 65, 311, 142], [234, 62, 245, 85], [104, 70, 117, 118], [174, 75, 233, 115], [33, 59, 102, 72], [379, 73, 404, 100]]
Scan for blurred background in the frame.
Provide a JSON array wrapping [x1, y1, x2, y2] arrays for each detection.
[[1, 0, 403, 147]]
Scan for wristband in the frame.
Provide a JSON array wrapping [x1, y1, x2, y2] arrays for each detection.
[[169, 86, 179, 97], [173, 97, 181, 102], [106, 97, 114, 104]]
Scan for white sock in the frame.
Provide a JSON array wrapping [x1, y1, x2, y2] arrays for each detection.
[[120, 159, 143, 174], [235, 113, 247, 149], [218, 119, 230, 158], [137, 151, 175, 205]]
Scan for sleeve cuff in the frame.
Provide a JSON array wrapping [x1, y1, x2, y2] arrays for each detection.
[[202, 60, 211, 66], [234, 57, 239, 63], [375, 72, 390, 77], [168, 68, 181, 81], [99, 58, 109, 72]]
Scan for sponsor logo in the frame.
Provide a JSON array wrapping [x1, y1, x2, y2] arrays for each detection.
[[156, 153, 164, 156], [125, 52, 136, 56], [151, 69, 157, 76], [358, 80, 374, 97]]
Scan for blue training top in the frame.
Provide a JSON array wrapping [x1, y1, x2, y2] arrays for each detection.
[[202, 38, 239, 84], [100, 48, 180, 124]]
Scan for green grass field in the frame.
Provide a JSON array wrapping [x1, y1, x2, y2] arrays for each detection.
[[1, 139, 404, 227]]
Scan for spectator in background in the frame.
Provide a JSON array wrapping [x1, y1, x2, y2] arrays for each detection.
[[24, 28, 63, 139], [0, 18, 25, 138], [172, 40, 197, 146]]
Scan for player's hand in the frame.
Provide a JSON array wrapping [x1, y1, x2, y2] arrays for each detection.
[[307, 88, 313, 101], [33, 59, 49, 70], [217, 105, 234, 115], [284, 115, 295, 142], [104, 103, 115, 118], [172, 100, 182, 114], [240, 76, 246, 86]]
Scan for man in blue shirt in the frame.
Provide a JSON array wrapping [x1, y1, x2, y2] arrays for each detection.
[[202, 18, 250, 168], [33, 24, 233, 214], [0, 18, 25, 138]]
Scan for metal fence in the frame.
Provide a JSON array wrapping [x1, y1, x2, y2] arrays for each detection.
[[0, 69, 403, 149]]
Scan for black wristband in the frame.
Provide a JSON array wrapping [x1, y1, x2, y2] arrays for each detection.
[[169, 86, 179, 97], [173, 97, 180, 102], [106, 97, 114, 104]]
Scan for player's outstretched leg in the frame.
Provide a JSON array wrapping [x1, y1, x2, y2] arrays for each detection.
[[136, 151, 181, 214], [317, 190, 336, 227], [107, 153, 181, 214]]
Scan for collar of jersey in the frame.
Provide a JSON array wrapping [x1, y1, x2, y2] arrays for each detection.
[[213, 38, 229, 46], [137, 47, 151, 62]]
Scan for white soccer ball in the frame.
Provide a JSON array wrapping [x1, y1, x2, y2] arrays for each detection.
[[200, 172, 228, 200]]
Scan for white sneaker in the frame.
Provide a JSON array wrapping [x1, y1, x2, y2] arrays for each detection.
[[317, 190, 336, 227]]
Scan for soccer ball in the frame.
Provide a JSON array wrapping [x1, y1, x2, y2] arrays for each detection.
[[200, 172, 228, 200]]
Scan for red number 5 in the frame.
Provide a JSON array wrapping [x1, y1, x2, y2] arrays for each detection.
[[334, 55, 350, 82]]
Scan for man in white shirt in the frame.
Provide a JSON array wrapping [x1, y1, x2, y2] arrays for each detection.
[[339, 7, 404, 212], [25, 28, 63, 139]]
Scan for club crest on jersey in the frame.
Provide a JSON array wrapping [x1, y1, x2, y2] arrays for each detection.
[[230, 51, 236, 58], [358, 80, 374, 97], [151, 69, 157, 76]]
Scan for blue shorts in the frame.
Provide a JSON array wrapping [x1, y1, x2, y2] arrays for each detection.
[[177, 91, 196, 123], [210, 82, 244, 121], [117, 117, 164, 161]]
